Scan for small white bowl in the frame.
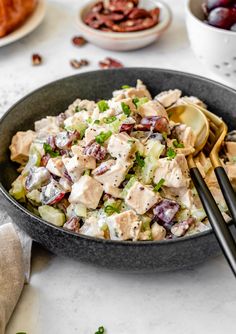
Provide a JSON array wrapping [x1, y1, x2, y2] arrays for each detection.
[[185, 0, 236, 88], [76, 0, 172, 51]]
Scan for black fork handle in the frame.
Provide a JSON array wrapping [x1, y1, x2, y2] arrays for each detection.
[[190, 167, 236, 276], [214, 166, 236, 227]]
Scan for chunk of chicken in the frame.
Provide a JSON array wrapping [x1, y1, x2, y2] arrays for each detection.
[[103, 184, 123, 199], [151, 222, 166, 240], [175, 96, 207, 109], [125, 181, 160, 215], [65, 98, 96, 118], [107, 210, 142, 241], [10, 130, 36, 164], [154, 89, 182, 108], [69, 175, 103, 209], [63, 154, 95, 183], [137, 100, 168, 118], [108, 133, 136, 160], [79, 216, 104, 238], [46, 157, 65, 177], [225, 142, 236, 162], [35, 117, 60, 135], [93, 159, 132, 187], [172, 124, 196, 156], [154, 154, 190, 188], [112, 80, 152, 100]]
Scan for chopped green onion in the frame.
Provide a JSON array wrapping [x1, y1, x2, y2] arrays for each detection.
[[103, 116, 117, 124], [94, 120, 100, 124], [153, 178, 165, 192], [95, 131, 112, 145], [98, 100, 109, 113], [167, 147, 176, 160], [121, 102, 131, 116], [87, 117, 92, 124], [43, 143, 59, 158], [135, 152, 145, 167], [135, 97, 149, 108], [95, 326, 105, 334], [173, 139, 184, 148], [121, 85, 130, 89], [132, 97, 140, 108], [75, 106, 81, 112], [104, 204, 120, 216], [83, 169, 90, 176]]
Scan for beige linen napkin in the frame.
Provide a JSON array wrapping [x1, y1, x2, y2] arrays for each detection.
[[0, 223, 28, 334]]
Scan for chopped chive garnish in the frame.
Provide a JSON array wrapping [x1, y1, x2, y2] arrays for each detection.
[[43, 143, 59, 158], [167, 147, 176, 160], [135, 152, 145, 167], [153, 178, 165, 192], [103, 116, 117, 124], [98, 100, 109, 113], [95, 131, 112, 145], [121, 102, 131, 116], [121, 85, 130, 89], [134, 97, 149, 108], [173, 139, 184, 148]]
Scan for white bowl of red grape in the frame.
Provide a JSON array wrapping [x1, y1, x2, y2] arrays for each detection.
[[186, 0, 236, 87]]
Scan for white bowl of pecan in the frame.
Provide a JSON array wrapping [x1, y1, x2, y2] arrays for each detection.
[[77, 0, 172, 51]]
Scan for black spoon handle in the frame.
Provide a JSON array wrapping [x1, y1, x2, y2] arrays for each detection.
[[214, 166, 236, 227], [190, 167, 236, 276]]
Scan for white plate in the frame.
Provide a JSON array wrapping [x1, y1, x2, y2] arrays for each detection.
[[0, 0, 46, 48]]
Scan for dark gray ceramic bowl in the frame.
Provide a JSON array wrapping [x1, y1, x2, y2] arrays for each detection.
[[0, 68, 235, 272]]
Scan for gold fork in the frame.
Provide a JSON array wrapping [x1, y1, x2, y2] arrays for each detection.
[[190, 103, 236, 226]]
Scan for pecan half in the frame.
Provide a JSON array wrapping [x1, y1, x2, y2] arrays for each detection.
[[83, 142, 107, 160], [99, 57, 123, 69], [72, 36, 87, 47], [63, 217, 80, 233], [32, 54, 42, 66], [70, 59, 89, 69]]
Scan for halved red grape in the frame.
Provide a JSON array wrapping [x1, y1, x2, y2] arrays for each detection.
[[208, 7, 235, 29], [206, 0, 234, 11]]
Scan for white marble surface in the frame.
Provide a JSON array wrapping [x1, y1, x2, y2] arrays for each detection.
[[0, 0, 235, 333]]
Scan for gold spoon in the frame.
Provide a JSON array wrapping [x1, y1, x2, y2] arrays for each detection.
[[167, 104, 236, 276]]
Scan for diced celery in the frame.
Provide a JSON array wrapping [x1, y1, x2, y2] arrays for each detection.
[[9, 175, 26, 202], [142, 141, 165, 184], [38, 205, 65, 226], [74, 203, 87, 218], [121, 176, 136, 198], [65, 122, 87, 138], [67, 203, 87, 218], [191, 207, 207, 222], [136, 97, 149, 108], [26, 189, 41, 205], [141, 216, 152, 232], [22, 146, 41, 175]]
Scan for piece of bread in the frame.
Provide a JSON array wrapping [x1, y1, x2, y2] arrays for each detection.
[[0, 0, 37, 37]]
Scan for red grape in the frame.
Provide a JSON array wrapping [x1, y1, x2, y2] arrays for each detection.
[[206, 0, 235, 11], [208, 7, 235, 29]]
